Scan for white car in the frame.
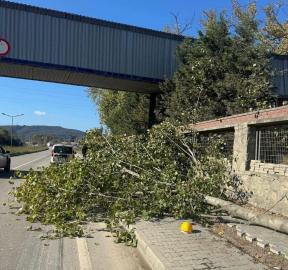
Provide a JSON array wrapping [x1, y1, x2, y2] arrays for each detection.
[[0, 145, 11, 172], [51, 144, 76, 163]]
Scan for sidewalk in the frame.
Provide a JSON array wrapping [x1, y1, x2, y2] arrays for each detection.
[[125, 217, 271, 270]]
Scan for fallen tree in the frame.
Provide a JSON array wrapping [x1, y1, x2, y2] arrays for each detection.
[[8, 120, 287, 245], [204, 195, 288, 235], [7, 121, 234, 243]]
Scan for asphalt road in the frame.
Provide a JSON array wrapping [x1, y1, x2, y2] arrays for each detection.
[[0, 149, 150, 270]]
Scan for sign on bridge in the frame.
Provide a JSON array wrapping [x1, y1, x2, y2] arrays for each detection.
[[0, 38, 10, 56]]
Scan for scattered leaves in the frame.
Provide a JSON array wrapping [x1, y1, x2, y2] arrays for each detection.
[[218, 227, 225, 235]]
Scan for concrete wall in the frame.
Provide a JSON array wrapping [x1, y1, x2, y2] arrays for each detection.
[[192, 106, 288, 216]]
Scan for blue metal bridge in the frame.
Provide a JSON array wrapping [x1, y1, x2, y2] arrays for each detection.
[[0, 0, 183, 94], [1, 0, 288, 99]]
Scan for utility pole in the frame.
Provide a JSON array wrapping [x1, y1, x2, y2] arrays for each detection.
[[2, 113, 24, 147]]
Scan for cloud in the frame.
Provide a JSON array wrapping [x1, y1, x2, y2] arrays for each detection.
[[35, 111, 46, 116]]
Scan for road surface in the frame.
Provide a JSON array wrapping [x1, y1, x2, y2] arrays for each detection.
[[0, 149, 150, 270]]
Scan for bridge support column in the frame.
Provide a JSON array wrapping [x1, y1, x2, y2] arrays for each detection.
[[148, 93, 157, 129]]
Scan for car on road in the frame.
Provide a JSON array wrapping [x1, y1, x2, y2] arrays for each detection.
[[51, 144, 76, 163], [0, 145, 11, 172]]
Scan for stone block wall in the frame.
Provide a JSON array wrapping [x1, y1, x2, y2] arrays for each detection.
[[241, 172, 288, 216], [193, 106, 288, 216]]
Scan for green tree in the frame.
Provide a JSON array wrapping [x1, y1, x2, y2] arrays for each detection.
[[87, 88, 150, 135], [261, 0, 288, 55], [31, 134, 62, 145], [47, 136, 62, 144], [156, 2, 276, 124], [0, 128, 10, 145], [0, 128, 22, 146]]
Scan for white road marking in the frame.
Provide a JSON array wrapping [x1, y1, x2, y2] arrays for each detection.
[[12, 154, 50, 169], [77, 237, 92, 270]]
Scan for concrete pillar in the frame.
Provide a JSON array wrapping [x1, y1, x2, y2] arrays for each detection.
[[232, 123, 257, 172], [232, 123, 249, 172]]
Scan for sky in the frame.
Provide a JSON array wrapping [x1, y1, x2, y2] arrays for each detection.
[[0, 0, 283, 132]]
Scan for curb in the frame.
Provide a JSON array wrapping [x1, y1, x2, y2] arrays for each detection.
[[121, 222, 172, 270], [231, 223, 288, 259]]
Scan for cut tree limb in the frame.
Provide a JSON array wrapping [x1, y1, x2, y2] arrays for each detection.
[[204, 195, 288, 234], [200, 214, 246, 224]]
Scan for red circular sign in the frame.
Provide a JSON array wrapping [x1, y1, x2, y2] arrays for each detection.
[[0, 38, 11, 56]]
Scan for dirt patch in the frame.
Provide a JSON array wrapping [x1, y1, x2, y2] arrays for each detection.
[[210, 222, 288, 269]]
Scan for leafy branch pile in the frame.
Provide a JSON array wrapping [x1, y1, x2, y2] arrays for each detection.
[[10, 122, 232, 244]]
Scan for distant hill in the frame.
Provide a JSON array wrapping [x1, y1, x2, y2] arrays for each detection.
[[0, 125, 86, 142]]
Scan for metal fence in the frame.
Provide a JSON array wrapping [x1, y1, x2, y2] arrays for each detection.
[[197, 130, 234, 159], [256, 125, 288, 164]]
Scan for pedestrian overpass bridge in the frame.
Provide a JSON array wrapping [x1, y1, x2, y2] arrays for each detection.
[[0, 0, 183, 94], [2, 0, 288, 100]]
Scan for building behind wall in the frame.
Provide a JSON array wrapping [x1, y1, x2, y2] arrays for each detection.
[[272, 54, 288, 106]]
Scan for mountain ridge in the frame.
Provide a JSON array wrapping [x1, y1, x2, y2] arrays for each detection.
[[0, 125, 86, 141]]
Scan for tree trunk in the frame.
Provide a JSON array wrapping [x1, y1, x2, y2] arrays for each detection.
[[204, 195, 288, 234]]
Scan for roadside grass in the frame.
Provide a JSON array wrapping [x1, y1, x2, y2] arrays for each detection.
[[4, 146, 48, 156]]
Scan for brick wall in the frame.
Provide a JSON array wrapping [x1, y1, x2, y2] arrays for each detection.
[[191, 106, 288, 132], [250, 160, 288, 176]]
